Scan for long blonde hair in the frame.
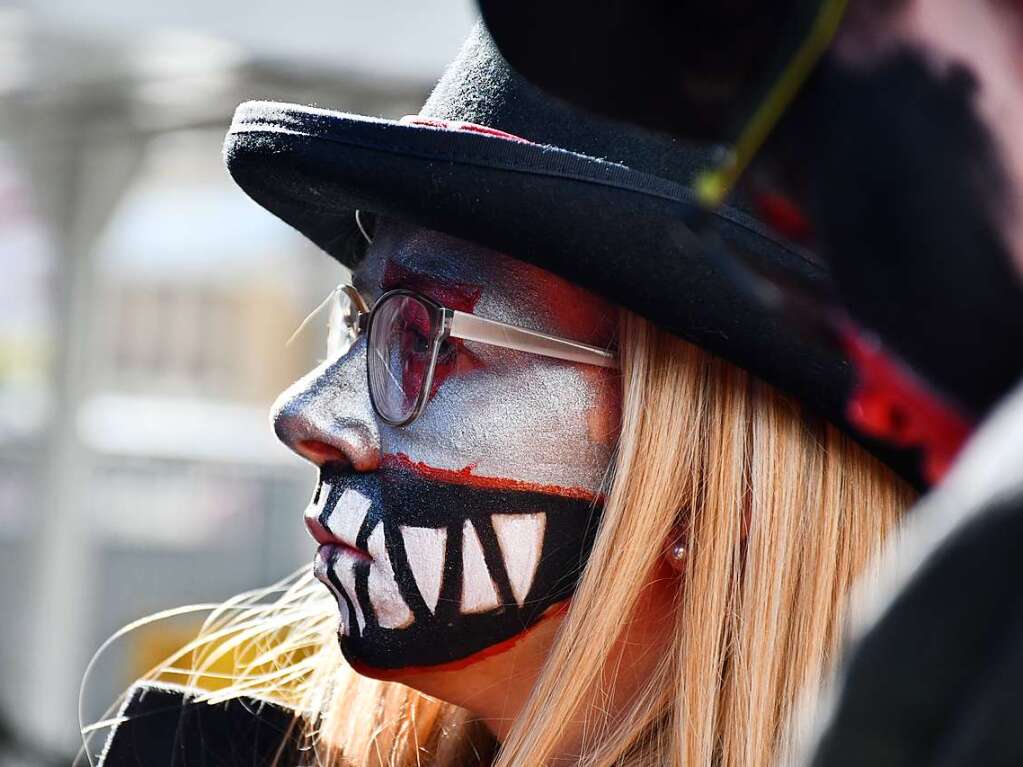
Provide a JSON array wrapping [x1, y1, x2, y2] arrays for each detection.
[[139, 311, 913, 766]]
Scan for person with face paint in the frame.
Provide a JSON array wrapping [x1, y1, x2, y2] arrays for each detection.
[[477, 1, 1023, 765], [92, 24, 918, 767]]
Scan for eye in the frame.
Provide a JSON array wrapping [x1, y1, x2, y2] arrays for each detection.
[[400, 324, 431, 355], [436, 339, 458, 363], [394, 309, 434, 395]]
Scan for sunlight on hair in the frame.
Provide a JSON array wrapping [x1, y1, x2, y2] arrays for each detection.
[[77, 569, 322, 767], [286, 287, 339, 349]]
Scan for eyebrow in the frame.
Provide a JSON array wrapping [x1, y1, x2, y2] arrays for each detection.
[[382, 258, 483, 313]]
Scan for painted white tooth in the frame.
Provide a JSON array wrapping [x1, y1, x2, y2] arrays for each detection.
[[492, 513, 546, 606], [331, 554, 365, 634], [312, 551, 329, 583], [315, 552, 352, 635], [327, 489, 371, 546], [307, 480, 332, 515], [367, 525, 414, 629], [338, 597, 351, 636], [400, 526, 447, 614], [461, 520, 500, 614]]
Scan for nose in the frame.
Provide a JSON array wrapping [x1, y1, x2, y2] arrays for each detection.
[[271, 337, 381, 471]]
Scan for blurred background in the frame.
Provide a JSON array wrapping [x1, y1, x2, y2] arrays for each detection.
[[0, 0, 475, 763]]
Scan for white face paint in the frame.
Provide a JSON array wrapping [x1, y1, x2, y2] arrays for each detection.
[[367, 525, 414, 629], [492, 513, 546, 606], [324, 488, 370, 548], [279, 221, 620, 672], [461, 520, 502, 614], [400, 526, 447, 613]]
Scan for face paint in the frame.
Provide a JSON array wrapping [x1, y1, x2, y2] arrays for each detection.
[[307, 461, 600, 671], [275, 220, 619, 672]]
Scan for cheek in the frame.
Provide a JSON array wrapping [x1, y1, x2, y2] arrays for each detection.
[[581, 366, 621, 447], [501, 260, 618, 345], [382, 352, 616, 493]]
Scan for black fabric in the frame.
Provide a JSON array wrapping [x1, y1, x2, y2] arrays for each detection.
[[477, 0, 819, 142], [780, 52, 1023, 418], [93, 683, 304, 767], [810, 382, 1023, 767], [224, 23, 922, 486], [477, 2, 1023, 422]]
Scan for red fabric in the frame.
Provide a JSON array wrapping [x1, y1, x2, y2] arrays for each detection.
[[841, 323, 973, 485], [753, 191, 814, 243]]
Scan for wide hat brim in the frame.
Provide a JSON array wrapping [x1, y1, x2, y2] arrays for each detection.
[[224, 101, 923, 487]]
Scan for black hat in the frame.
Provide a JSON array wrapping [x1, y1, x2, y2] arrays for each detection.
[[476, 3, 1023, 424], [224, 23, 921, 485], [474, 0, 836, 145]]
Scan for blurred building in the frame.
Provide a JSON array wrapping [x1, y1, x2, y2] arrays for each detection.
[[0, 1, 474, 762]]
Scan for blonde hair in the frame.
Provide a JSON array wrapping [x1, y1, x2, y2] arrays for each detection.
[[133, 311, 912, 766]]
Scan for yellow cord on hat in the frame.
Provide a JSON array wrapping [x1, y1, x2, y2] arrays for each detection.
[[694, 0, 849, 209]]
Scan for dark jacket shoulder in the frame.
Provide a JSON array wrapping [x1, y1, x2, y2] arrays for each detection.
[[93, 682, 306, 767], [810, 381, 1023, 766]]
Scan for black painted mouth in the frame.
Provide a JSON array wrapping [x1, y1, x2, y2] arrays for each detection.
[[313, 463, 603, 670]]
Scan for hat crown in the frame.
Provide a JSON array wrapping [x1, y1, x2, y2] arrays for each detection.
[[421, 24, 715, 187]]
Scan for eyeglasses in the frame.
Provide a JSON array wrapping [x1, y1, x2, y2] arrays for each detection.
[[326, 285, 617, 426]]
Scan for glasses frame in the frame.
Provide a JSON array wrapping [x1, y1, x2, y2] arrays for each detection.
[[335, 285, 617, 427]]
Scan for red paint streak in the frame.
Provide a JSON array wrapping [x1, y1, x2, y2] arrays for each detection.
[[383, 260, 482, 313], [841, 323, 974, 485], [380, 261, 485, 400], [400, 115, 535, 145], [349, 600, 570, 680], [382, 452, 601, 502], [428, 341, 484, 400], [511, 260, 620, 344], [754, 191, 814, 243]]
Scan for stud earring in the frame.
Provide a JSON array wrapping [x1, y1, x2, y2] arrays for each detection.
[[668, 541, 687, 572]]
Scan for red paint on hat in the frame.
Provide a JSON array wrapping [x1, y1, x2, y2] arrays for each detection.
[[400, 115, 534, 144], [754, 191, 814, 243], [841, 323, 973, 485]]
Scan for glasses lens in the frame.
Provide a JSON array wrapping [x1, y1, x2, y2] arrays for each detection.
[[368, 294, 437, 424], [326, 287, 361, 360]]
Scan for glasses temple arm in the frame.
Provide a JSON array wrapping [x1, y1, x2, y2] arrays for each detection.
[[448, 311, 617, 369]]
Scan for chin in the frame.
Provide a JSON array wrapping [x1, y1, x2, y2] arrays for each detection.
[[339, 600, 569, 689]]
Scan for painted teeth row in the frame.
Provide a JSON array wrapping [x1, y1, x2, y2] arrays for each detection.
[[324, 488, 546, 632]]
